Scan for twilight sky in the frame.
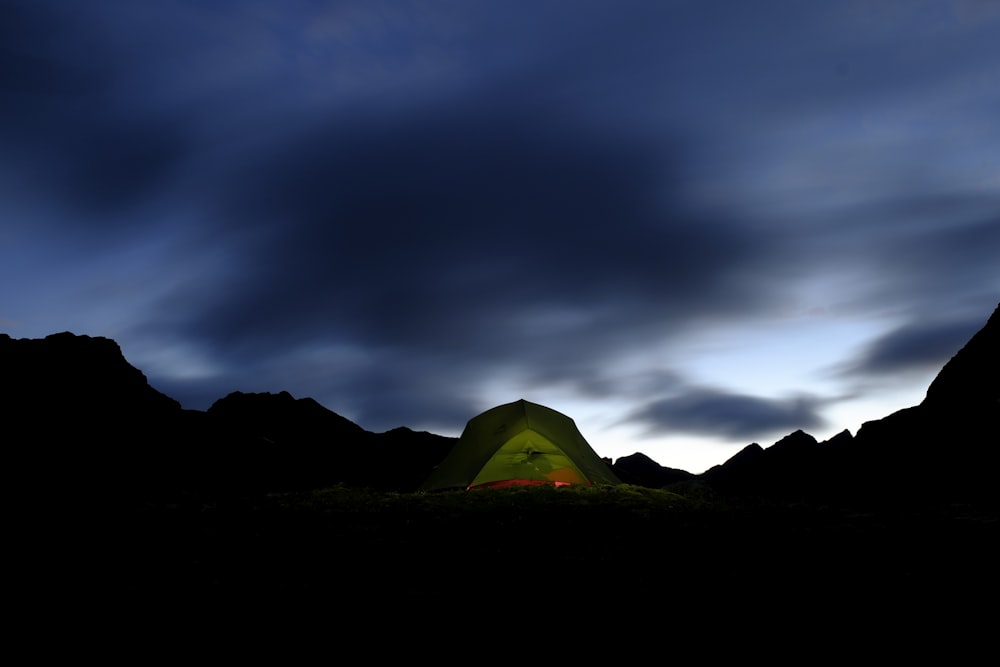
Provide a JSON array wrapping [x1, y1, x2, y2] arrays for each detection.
[[3, 0, 999, 473]]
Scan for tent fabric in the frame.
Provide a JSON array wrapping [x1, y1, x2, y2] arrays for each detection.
[[419, 399, 621, 491]]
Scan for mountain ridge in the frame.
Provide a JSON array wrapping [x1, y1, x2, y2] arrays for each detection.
[[2, 301, 997, 505]]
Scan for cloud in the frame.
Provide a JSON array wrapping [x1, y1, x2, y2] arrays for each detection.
[[0, 3, 195, 224], [848, 203, 1000, 306], [4, 0, 998, 447], [843, 314, 991, 378], [626, 388, 827, 442], [126, 92, 786, 426]]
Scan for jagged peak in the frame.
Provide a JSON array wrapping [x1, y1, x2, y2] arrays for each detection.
[[767, 429, 818, 452], [923, 302, 999, 408]]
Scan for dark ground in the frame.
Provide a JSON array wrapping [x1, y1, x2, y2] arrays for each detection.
[[32, 483, 992, 651]]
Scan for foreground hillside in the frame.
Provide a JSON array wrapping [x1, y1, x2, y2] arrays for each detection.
[[16, 460, 999, 651], [78, 483, 996, 628]]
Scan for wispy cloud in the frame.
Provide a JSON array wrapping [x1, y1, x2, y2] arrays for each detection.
[[627, 388, 826, 442]]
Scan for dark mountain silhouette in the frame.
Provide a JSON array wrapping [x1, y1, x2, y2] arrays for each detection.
[[4, 331, 188, 500], [698, 302, 1000, 506], [610, 452, 696, 488], [924, 303, 999, 407], [202, 390, 455, 492], [2, 332, 454, 501], [3, 301, 997, 504]]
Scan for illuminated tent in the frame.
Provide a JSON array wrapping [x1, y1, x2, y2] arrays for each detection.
[[419, 399, 621, 491]]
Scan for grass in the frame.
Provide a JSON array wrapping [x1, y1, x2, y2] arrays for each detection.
[[271, 482, 712, 515], [64, 478, 996, 633]]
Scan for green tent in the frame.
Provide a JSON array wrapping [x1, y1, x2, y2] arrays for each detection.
[[420, 399, 621, 491]]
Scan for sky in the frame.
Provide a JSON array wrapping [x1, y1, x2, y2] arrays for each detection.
[[2, 0, 999, 473]]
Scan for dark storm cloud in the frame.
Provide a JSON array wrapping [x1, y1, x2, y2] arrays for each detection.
[[0, 2, 191, 222], [844, 313, 991, 378], [215, 105, 762, 331], [799, 197, 1000, 325], [135, 99, 780, 426], [851, 194, 1000, 273], [866, 212, 1000, 311], [628, 389, 826, 442]]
